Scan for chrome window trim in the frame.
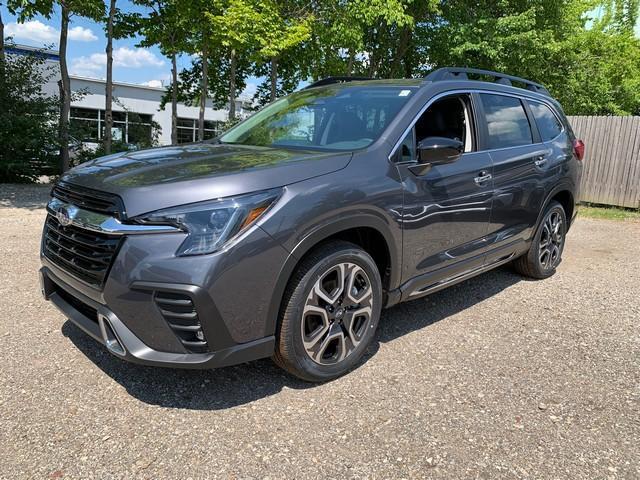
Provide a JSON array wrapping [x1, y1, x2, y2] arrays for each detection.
[[388, 88, 557, 162], [47, 197, 180, 236]]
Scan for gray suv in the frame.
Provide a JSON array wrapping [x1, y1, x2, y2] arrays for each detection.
[[40, 68, 584, 381]]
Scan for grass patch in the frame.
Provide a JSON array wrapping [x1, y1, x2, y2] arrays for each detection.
[[579, 204, 640, 221]]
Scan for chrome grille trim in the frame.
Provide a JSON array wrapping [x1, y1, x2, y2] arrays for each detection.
[[47, 198, 181, 236]]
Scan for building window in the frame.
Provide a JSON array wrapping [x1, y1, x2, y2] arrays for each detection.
[[69, 107, 154, 145], [177, 118, 223, 144]]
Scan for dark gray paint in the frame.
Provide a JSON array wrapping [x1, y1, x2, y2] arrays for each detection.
[[41, 77, 582, 368]]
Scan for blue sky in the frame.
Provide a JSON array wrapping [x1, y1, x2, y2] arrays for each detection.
[[2, 1, 639, 94], [2, 0, 261, 96]]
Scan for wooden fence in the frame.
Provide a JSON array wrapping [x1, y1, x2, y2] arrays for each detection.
[[568, 116, 640, 209]]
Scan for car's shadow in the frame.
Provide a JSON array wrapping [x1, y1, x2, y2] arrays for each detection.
[[62, 266, 523, 410]]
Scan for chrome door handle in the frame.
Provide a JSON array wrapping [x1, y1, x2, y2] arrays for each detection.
[[534, 156, 548, 167], [474, 173, 492, 185]]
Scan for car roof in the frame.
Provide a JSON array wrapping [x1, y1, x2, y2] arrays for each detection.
[[305, 68, 553, 101]]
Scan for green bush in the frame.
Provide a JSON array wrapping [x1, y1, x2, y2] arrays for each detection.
[[0, 44, 60, 183]]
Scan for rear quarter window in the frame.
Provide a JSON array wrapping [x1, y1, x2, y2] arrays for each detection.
[[479, 94, 533, 149], [528, 101, 563, 142]]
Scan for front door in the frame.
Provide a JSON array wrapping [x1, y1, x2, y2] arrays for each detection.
[[394, 93, 494, 297]]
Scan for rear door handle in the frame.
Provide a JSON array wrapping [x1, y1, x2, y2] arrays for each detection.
[[534, 156, 548, 167], [474, 172, 492, 185]]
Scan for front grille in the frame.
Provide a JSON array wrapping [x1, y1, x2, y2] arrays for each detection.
[[52, 182, 125, 218], [43, 214, 122, 287], [154, 292, 209, 353]]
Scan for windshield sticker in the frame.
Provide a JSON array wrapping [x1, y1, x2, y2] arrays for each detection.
[[399, 90, 412, 97]]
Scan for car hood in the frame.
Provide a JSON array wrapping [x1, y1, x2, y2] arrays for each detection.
[[60, 143, 352, 217]]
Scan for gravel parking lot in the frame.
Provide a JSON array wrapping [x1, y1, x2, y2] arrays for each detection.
[[1, 184, 639, 479]]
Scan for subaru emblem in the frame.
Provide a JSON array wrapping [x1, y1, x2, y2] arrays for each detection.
[[56, 206, 72, 226]]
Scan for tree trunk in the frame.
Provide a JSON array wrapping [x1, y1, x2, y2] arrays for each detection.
[[391, 26, 411, 78], [229, 48, 236, 121], [104, 0, 116, 154], [198, 41, 207, 142], [368, 22, 383, 77], [270, 56, 278, 102], [59, 6, 71, 173], [346, 48, 355, 76], [0, 8, 5, 64], [171, 53, 178, 145]]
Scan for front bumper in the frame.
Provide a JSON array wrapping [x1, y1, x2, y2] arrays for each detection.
[[40, 266, 275, 369]]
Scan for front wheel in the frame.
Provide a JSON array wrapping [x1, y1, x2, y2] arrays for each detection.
[[273, 241, 382, 382], [513, 201, 567, 279]]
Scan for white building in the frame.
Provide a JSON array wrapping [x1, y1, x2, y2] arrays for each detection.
[[8, 44, 252, 146]]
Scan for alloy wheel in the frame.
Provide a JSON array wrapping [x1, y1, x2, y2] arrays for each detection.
[[301, 262, 374, 365], [539, 210, 564, 270]]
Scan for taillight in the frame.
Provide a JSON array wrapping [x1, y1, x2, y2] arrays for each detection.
[[573, 139, 585, 161]]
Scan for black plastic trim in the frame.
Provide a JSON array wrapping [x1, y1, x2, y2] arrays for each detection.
[[130, 281, 236, 353], [304, 76, 373, 89], [426, 68, 551, 96]]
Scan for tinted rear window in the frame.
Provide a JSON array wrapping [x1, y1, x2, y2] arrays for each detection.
[[480, 94, 533, 149], [528, 101, 563, 142]]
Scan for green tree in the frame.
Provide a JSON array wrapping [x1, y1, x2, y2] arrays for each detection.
[[304, 0, 423, 79], [205, 0, 260, 122], [176, 0, 222, 140], [0, 43, 59, 182], [123, 0, 188, 145], [600, 0, 640, 32], [422, 0, 640, 115], [8, 0, 104, 172], [255, 0, 312, 102], [561, 24, 640, 115]]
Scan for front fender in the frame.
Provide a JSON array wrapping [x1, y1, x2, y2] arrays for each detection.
[[261, 212, 402, 337]]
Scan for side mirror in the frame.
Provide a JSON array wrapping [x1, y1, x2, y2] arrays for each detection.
[[417, 136, 464, 165]]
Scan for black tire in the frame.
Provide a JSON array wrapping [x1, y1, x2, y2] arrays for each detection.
[[273, 241, 382, 382], [513, 201, 567, 279]]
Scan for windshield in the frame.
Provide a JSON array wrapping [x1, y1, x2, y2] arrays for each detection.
[[220, 84, 417, 151]]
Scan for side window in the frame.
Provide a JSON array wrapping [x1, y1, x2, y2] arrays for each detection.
[[398, 128, 415, 162], [480, 94, 533, 149], [528, 101, 563, 142], [393, 93, 475, 162], [415, 94, 475, 152]]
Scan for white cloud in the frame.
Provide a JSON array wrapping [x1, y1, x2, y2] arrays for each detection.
[[141, 79, 163, 88], [70, 53, 105, 77], [5, 20, 97, 44], [114, 47, 165, 68], [6, 20, 59, 43], [68, 26, 98, 42], [70, 47, 165, 77]]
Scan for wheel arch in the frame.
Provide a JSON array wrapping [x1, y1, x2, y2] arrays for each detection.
[[264, 215, 400, 337], [550, 189, 575, 227], [533, 183, 576, 238]]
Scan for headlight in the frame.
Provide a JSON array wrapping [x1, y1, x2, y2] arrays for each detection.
[[135, 188, 281, 256]]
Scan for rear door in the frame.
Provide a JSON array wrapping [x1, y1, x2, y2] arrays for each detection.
[[394, 92, 494, 297], [476, 92, 551, 264]]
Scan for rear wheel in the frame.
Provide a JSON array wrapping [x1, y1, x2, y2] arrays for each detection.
[[273, 241, 382, 382], [514, 201, 567, 279]]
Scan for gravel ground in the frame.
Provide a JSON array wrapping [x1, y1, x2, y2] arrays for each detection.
[[1, 184, 639, 479]]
